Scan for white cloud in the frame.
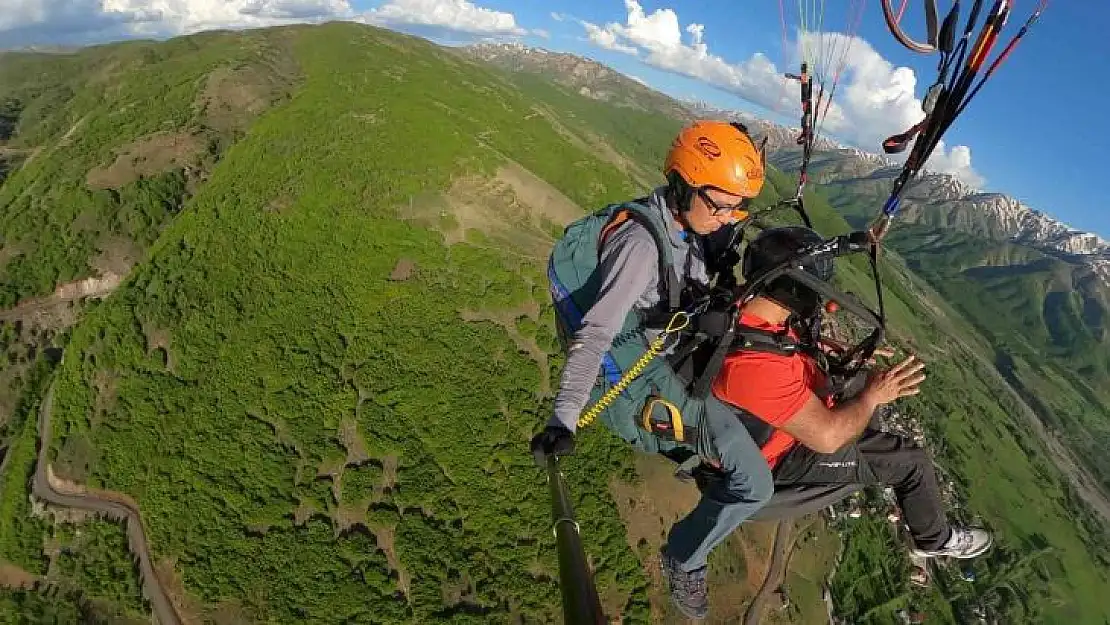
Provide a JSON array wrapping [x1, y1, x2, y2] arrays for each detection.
[[0, 0, 353, 47], [923, 141, 984, 188], [613, 0, 682, 48], [685, 22, 703, 45], [360, 0, 525, 36], [550, 12, 565, 22], [533, 28, 550, 40], [110, 0, 351, 34], [582, 21, 637, 54], [579, 1, 794, 113], [0, 0, 530, 48], [0, 1, 126, 44], [241, 0, 350, 19], [579, 0, 983, 187]]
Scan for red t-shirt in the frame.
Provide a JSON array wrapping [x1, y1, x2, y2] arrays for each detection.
[[711, 312, 833, 468]]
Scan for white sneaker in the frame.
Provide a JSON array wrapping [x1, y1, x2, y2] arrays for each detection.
[[911, 526, 993, 559]]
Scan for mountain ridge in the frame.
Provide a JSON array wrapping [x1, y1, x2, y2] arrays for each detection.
[[461, 43, 1108, 258], [690, 102, 1110, 258]]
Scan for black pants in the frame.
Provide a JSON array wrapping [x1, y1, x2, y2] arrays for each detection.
[[772, 429, 951, 550]]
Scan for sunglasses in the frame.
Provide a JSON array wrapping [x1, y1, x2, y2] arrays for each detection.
[[698, 187, 753, 216]]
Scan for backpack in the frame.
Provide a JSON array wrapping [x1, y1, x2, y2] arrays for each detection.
[[547, 199, 694, 453]]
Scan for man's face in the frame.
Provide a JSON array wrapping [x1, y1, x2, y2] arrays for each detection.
[[685, 186, 750, 235]]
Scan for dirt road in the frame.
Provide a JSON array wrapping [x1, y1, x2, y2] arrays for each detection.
[[0, 240, 180, 622], [33, 381, 182, 625], [743, 519, 794, 625]]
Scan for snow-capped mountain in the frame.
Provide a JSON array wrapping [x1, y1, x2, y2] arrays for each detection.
[[961, 193, 1110, 256], [686, 100, 1110, 258]]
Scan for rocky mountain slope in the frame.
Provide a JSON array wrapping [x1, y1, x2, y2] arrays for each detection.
[[460, 43, 695, 122]]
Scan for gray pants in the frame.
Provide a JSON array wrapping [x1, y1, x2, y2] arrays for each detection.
[[773, 428, 951, 550], [662, 396, 774, 572]]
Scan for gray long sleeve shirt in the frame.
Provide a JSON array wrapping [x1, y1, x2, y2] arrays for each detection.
[[549, 188, 709, 433]]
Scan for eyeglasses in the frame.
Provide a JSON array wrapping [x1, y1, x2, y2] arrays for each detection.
[[698, 187, 753, 216]]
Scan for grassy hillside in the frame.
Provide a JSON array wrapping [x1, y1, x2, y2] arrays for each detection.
[[883, 225, 1110, 493], [30, 22, 661, 623], [822, 174, 1110, 497], [806, 175, 1110, 623], [0, 22, 1107, 625], [0, 29, 302, 308], [0, 28, 303, 444]]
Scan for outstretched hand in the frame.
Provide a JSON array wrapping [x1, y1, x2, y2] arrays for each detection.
[[862, 354, 926, 407]]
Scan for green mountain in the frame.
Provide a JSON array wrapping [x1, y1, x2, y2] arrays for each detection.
[[0, 24, 1108, 625], [461, 43, 696, 123], [782, 148, 1110, 497]]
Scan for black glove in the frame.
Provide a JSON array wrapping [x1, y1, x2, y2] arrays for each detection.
[[530, 425, 575, 467]]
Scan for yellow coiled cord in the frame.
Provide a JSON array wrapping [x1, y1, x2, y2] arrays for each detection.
[[576, 311, 690, 428]]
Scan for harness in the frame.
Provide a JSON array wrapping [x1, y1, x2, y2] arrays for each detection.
[[666, 229, 887, 477], [549, 198, 886, 467], [596, 204, 684, 326], [671, 316, 830, 444], [676, 231, 885, 395], [547, 199, 675, 391], [547, 197, 714, 456]]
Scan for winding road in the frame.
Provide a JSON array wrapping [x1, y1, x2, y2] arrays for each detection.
[[0, 262, 178, 621], [32, 380, 182, 625], [743, 519, 794, 625]]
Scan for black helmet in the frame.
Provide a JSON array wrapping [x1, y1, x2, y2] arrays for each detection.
[[742, 226, 834, 317]]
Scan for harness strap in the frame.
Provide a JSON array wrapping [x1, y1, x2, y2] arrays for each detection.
[[689, 310, 737, 400], [883, 120, 926, 154], [598, 210, 632, 247], [735, 407, 777, 448], [734, 327, 808, 356], [597, 201, 682, 313], [687, 323, 811, 400]]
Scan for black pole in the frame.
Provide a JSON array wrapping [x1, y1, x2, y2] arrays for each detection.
[[546, 455, 607, 625]]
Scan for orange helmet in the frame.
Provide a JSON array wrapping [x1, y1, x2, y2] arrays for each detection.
[[664, 120, 766, 200]]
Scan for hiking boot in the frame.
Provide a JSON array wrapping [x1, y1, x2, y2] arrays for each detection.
[[660, 551, 709, 620], [912, 526, 993, 559]]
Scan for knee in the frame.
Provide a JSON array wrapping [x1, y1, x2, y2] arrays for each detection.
[[724, 459, 772, 505], [747, 462, 774, 504], [714, 433, 774, 504], [695, 458, 772, 506], [895, 446, 932, 483]]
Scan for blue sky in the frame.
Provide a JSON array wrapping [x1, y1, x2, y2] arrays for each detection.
[[492, 0, 1105, 239], [1, 1, 1105, 238]]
